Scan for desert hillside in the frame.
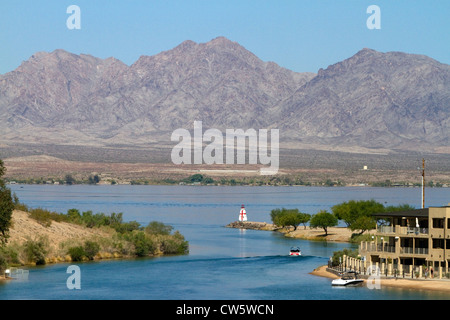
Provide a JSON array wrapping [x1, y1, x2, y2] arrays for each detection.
[[9, 210, 112, 247], [5, 209, 189, 265], [7, 210, 115, 263]]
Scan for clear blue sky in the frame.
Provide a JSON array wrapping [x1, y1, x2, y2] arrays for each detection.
[[1, 0, 449, 74]]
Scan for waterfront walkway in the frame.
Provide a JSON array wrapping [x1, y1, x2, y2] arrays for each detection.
[[311, 265, 450, 293]]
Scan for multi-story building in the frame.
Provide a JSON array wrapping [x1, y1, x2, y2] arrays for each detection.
[[359, 205, 450, 275]]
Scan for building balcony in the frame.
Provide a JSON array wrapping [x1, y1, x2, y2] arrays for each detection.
[[359, 242, 429, 256], [404, 227, 429, 235], [377, 225, 395, 234], [400, 247, 428, 255], [377, 225, 428, 236], [359, 242, 395, 253]]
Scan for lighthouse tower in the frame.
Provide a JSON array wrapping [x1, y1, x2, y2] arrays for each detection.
[[239, 205, 247, 222]]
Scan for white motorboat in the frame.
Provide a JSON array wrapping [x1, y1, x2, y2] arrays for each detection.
[[331, 271, 364, 286], [289, 247, 302, 256]]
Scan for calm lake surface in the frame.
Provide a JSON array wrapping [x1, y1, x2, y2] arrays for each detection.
[[1, 185, 449, 300]]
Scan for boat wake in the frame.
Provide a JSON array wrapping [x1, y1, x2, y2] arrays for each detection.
[[149, 253, 321, 266]]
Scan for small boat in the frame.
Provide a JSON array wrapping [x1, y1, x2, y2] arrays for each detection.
[[289, 247, 302, 256], [331, 271, 364, 286]]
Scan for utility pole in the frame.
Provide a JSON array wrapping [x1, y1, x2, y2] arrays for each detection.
[[421, 158, 425, 209]]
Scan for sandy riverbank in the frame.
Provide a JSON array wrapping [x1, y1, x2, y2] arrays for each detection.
[[285, 226, 356, 242], [226, 221, 356, 242], [311, 265, 450, 293]]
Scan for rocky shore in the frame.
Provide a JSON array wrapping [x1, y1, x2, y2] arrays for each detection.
[[225, 221, 279, 231]]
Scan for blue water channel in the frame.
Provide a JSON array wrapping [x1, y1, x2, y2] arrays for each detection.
[[1, 185, 449, 300]]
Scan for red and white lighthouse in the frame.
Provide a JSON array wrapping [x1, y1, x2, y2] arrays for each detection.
[[239, 204, 247, 222]]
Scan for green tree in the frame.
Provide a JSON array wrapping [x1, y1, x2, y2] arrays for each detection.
[[270, 208, 310, 231], [203, 177, 214, 184], [309, 210, 338, 236], [88, 174, 100, 184], [331, 199, 383, 230], [278, 211, 301, 230], [189, 174, 204, 183], [298, 213, 311, 230], [349, 216, 376, 235], [0, 159, 14, 246], [384, 204, 416, 212], [65, 174, 76, 185]]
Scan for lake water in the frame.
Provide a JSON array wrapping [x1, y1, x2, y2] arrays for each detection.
[[1, 185, 449, 300]]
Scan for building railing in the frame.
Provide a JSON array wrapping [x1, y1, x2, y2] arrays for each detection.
[[400, 247, 428, 255], [332, 256, 450, 280], [360, 242, 429, 255], [360, 242, 395, 253], [405, 227, 429, 235], [377, 225, 395, 234], [377, 226, 428, 235], [414, 247, 428, 255], [401, 247, 413, 254]]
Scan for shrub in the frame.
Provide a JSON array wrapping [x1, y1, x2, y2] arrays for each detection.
[[24, 237, 48, 265], [68, 246, 86, 262], [129, 232, 155, 257], [12, 193, 29, 212], [0, 246, 20, 267], [83, 241, 100, 260], [29, 208, 53, 227], [112, 220, 141, 234], [66, 208, 82, 223], [160, 231, 189, 255], [145, 221, 173, 235], [0, 252, 7, 274]]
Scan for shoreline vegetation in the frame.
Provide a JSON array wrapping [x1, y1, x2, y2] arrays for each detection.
[[0, 206, 189, 279], [5, 173, 449, 188]]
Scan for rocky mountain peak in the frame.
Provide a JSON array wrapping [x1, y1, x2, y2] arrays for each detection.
[[0, 38, 448, 153]]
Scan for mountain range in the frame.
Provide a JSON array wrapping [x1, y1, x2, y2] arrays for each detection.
[[1, 37, 449, 154]]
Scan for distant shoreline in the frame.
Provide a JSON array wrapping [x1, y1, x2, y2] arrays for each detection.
[[6, 180, 450, 188], [4, 154, 449, 188]]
